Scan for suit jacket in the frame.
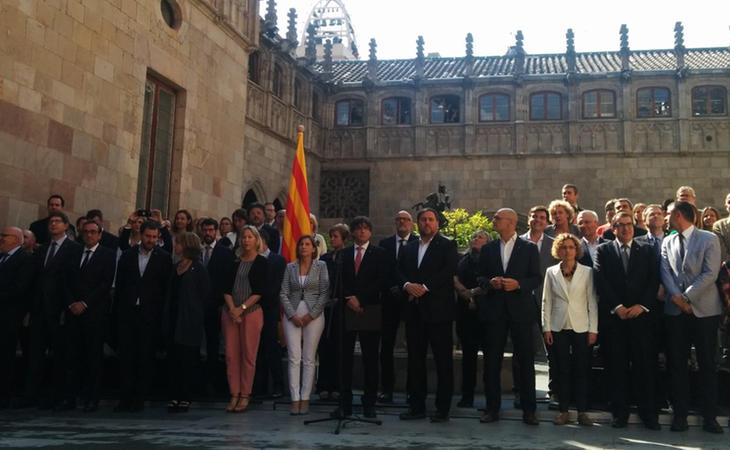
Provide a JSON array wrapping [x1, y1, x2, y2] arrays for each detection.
[[398, 233, 458, 323], [262, 251, 287, 315], [541, 263, 598, 334], [601, 225, 648, 241], [519, 232, 558, 302], [593, 239, 659, 317], [341, 243, 388, 329], [259, 224, 280, 254], [33, 237, 83, 316], [163, 260, 210, 347], [280, 260, 329, 319], [99, 229, 119, 252], [203, 242, 235, 308], [477, 236, 542, 323], [72, 245, 116, 319], [379, 234, 419, 290], [0, 248, 35, 318], [661, 227, 723, 317], [114, 245, 172, 323], [712, 217, 730, 262], [544, 224, 580, 238]]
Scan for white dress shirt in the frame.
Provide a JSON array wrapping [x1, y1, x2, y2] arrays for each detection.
[[500, 233, 517, 272]]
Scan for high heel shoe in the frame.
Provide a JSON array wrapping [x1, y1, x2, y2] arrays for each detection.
[[290, 400, 300, 415], [226, 395, 240, 413], [234, 395, 249, 413]]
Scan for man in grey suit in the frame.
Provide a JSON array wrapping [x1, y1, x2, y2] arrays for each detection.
[[661, 201, 724, 434]]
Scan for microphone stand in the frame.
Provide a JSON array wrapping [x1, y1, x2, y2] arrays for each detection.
[[304, 250, 382, 434]]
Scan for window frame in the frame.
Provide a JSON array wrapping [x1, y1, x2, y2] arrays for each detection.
[[636, 87, 672, 118], [293, 78, 303, 111], [247, 52, 260, 85], [691, 85, 727, 117], [478, 93, 510, 122], [529, 91, 563, 121], [429, 94, 461, 124], [581, 89, 616, 119], [272, 64, 283, 99], [334, 98, 365, 127], [381, 96, 412, 125]]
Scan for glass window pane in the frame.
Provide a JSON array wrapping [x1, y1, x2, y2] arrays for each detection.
[[383, 99, 396, 125], [547, 94, 561, 119], [495, 95, 509, 120], [350, 101, 363, 125], [531, 95, 544, 119], [710, 87, 725, 114], [431, 98, 444, 123], [693, 87, 707, 116], [584, 92, 597, 118], [601, 91, 615, 118], [654, 89, 670, 116], [336, 101, 350, 125], [637, 89, 651, 117], [398, 99, 411, 124], [150, 88, 175, 213], [136, 81, 155, 209], [480, 96, 493, 121]]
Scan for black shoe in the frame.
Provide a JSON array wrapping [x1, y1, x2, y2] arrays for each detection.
[[670, 417, 688, 432], [456, 397, 473, 408], [522, 412, 539, 425], [479, 411, 499, 423], [643, 419, 661, 431], [378, 392, 393, 403], [270, 390, 284, 400], [83, 401, 99, 413], [330, 406, 352, 418], [363, 406, 377, 418], [611, 416, 628, 428], [113, 401, 131, 413], [513, 393, 522, 410], [703, 418, 723, 434], [54, 400, 76, 411], [430, 411, 449, 423], [399, 409, 426, 420]]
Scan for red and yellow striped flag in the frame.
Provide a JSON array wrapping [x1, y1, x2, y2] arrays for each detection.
[[281, 125, 312, 262]]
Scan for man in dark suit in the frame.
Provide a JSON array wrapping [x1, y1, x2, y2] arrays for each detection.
[[248, 203, 280, 254], [577, 210, 606, 265], [29, 194, 76, 245], [602, 198, 648, 240], [25, 211, 83, 409], [253, 228, 286, 399], [398, 208, 458, 423], [65, 220, 116, 412], [199, 218, 235, 395], [661, 201, 724, 434], [85, 209, 119, 251], [594, 212, 660, 430], [332, 216, 388, 418], [478, 208, 542, 425], [114, 221, 172, 412], [0, 227, 35, 409], [377, 210, 418, 403]]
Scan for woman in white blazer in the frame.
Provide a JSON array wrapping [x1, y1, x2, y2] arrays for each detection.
[[542, 233, 598, 426]]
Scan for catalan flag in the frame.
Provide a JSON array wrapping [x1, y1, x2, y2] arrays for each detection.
[[281, 126, 312, 262]]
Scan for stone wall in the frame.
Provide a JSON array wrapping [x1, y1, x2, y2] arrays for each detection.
[[0, 0, 258, 230]]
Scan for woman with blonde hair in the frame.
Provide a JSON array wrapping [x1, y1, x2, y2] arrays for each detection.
[[542, 233, 598, 426], [280, 235, 329, 415], [222, 225, 267, 413]]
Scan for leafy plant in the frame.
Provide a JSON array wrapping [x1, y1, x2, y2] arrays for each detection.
[[440, 208, 497, 248]]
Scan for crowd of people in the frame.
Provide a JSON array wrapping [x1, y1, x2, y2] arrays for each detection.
[[1, 185, 730, 435]]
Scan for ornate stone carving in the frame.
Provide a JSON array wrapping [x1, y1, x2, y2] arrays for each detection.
[[689, 120, 730, 151], [326, 129, 366, 158], [425, 127, 464, 155], [631, 122, 678, 153], [270, 98, 289, 137], [375, 127, 415, 156], [577, 122, 620, 153], [319, 170, 370, 218], [246, 83, 266, 124], [475, 125, 513, 154], [523, 123, 566, 154]]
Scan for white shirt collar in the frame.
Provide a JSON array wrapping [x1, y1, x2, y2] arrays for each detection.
[[84, 243, 100, 253], [681, 225, 695, 241]]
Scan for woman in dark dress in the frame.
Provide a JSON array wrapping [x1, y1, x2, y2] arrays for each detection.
[[164, 231, 209, 412]]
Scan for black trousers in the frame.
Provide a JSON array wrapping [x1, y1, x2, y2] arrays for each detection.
[[605, 314, 656, 420], [380, 291, 405, 394], [65, 312, 105, 403], [341, 328, 380, 408], [203, 304, 222, 389], [405, 305, 453, 414], [253, 309, 285, 395], [665, 313, 719, 420], [168, 343, 198, 402], [483, 319, 536, 414], [26, 313, 66, 404], [0, 311, 23, 402], [455, 309, 483, 399], [117, 310, 157, 403], [551, 330, 590, 412], [315, 305, 339, 394]]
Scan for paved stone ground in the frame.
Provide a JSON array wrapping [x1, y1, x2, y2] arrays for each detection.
[[1, 397, 728, 449]]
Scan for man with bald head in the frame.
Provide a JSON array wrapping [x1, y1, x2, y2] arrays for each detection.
[[0, 227, 35, 408], [478, 208, 542, 425], [22, 230, 37, 253], [378, 210, 419, 403]]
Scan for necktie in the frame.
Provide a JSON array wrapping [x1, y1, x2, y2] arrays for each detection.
[[45, 241, 57, 267], [204, 245, 212, 267], [678, 234, 686, 265], [355, 246, 363, 274], [80, 249, 92, 268], [621, 244, 630, 272], [397, 239, 406, 259]]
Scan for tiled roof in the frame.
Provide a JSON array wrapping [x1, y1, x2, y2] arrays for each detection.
[[315, 48, 730, 84]]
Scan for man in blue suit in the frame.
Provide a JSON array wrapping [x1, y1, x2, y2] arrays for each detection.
[[661, 201, 724, 434]]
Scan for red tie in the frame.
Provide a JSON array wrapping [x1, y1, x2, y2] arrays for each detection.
[[355, 246, 363, 274]]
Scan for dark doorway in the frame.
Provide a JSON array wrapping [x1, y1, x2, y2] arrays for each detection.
[[273, 198, 283, 211], [242, 189, 258, 209]]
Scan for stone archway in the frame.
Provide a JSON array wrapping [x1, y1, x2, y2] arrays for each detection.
[[242, 189, 258, 209]]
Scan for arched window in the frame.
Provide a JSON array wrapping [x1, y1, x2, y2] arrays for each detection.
[[312, 92, 320, 121], [637, 87, 671, 118], [530, 91, 562, 120], [692, 86, 726, 116], [335, 99, 364, 126], [248, 52, 260, 84], [430, 95, 460, 123], [582, 89, 616, 119], [382, 97, 411, 125], [272, 64, 283, 98], [293, 78, 302, 110], [479, 94, 510, 121]]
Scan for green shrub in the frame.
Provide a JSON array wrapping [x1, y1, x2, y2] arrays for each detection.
[[440, 208, 497, 248]]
